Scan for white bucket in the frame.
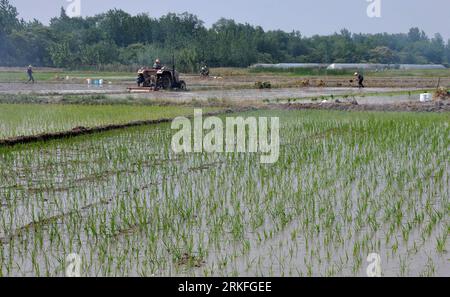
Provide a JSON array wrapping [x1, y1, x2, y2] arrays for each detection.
[[419, 93, 432, 102], [99, 79, 103, 85], [87, 79, 91, 85]]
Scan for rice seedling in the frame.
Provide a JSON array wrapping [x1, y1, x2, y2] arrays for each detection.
[[0, 104, 222, 139], [0, 109, 448, 276]]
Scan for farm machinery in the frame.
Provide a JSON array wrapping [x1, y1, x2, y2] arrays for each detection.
[[128, 63, 187, 93]]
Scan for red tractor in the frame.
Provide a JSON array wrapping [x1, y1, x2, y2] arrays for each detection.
[[133, 65, 186, 91]]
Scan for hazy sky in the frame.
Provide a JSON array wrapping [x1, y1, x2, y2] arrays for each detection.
[[9, 0, 450, 40]]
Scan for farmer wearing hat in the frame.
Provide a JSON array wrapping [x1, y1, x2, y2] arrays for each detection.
[[354, 72, 364, 88], [27, 65, 35, 83], [153, 59, 162, 70], [200, 64, 209, 77]]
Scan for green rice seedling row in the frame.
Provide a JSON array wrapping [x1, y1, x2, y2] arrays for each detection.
[[0, 110, 448, 276], [0, 104, 221, 139]]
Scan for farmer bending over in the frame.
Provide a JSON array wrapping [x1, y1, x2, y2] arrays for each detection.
[[354, 72, 364, 88]]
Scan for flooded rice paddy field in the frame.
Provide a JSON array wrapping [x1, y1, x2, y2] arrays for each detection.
[[0, 82, 125, 95], [123, 87, 420, 105], [0, 110, 448, 276]]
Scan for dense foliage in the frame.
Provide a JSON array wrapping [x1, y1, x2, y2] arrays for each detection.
[[0, 1, 449, 71]]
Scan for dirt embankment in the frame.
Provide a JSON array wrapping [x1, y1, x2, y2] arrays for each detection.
[[275, 100, 450, 113], [189, 75, 450, 89], [0, 119, 173, 147]]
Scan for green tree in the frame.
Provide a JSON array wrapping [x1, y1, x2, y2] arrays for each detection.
[[425, 33, 445, 64], [8, 21, 54, 66], [80, 42, 118, 66], [446, 40, 450, 65], [369, 46, 396, 64], [49, 41, 74, 67], [98, 9, 134, 47], [408, 27, 427, 42], [0, 0, 21, 65], [0, 0, 19, 35], [1, 1, 449, 69]]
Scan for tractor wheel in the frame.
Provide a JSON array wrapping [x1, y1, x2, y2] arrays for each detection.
[[179, 81, 187, 91], [143, 75, 154, 87], [143, 79, 151, 87], [161, 75, 172, 90]]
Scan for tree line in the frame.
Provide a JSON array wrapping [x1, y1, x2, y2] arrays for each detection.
[[1, 0, 449, 72]]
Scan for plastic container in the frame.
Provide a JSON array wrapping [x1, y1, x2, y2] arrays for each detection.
[[419, 93, 432, 102]]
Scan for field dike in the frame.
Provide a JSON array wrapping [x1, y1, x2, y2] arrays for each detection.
[[274, 100, 450, 113], [0, 108, 253, 147]]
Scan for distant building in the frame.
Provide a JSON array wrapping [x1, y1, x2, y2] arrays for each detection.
[[398, 64, 446, 70], [327, 63, 388, 70], [250, 63, 447, 71], [326, 63, 446, 70], [250, 63, 327, 69]]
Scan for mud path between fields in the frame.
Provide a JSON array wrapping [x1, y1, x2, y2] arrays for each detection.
[[1, 75, 449, 92], [0, 82, 426, 101], [0, 81, 442, 107]]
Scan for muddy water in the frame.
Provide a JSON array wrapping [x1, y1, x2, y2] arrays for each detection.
[[1, 108, 448, 277], [125, 87, 417, 102], [0, 82, 422, 105]]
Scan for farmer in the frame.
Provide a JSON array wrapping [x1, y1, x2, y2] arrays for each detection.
[[201, 64, 209, 77], [354, 72, 364, 88], [153, 59, 162, 70], [137, 67, 145, 87], [27, 65, 35, 83]]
